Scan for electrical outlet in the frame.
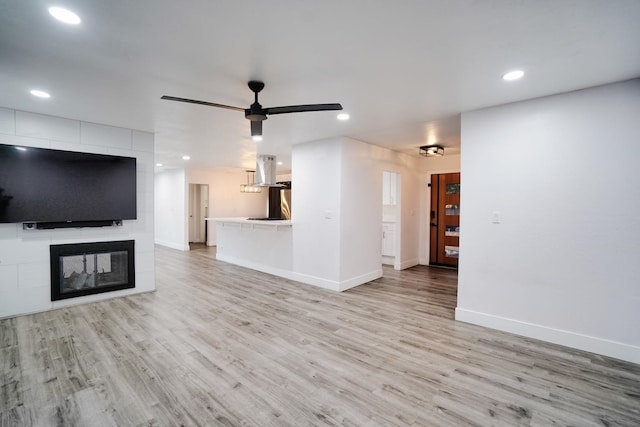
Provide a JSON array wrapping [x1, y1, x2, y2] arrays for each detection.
[[492, 211, 501, 224]]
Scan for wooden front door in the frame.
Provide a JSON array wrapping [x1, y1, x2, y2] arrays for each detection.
[[429, 173, 460, 267]]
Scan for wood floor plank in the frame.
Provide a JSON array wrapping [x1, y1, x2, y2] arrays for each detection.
[[1, 244, 639, 426]]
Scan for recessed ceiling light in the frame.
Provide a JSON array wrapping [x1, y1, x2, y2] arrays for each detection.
[[277, 161, 283, 166], [337, 113, 350, 121], [182, 155, 190, 160], [503, 70, 524, 81], [48, 6, 81, 25], [155, 163, 163, 167], [15, 147, 27, 151], [252, 135, 263, 142], [30, 89, 51, 98]]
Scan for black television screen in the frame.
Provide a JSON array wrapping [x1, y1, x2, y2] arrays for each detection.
[[0, 144, 137, 224]]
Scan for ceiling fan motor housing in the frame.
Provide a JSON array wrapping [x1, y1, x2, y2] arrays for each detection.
[[245, 103, 267, 121]]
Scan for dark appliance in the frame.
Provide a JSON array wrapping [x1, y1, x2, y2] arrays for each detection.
[[0, 143, 137, 226], [268, 181, 292, 220]]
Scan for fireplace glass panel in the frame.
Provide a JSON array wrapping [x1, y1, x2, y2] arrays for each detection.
[[51, 240, 134, 301], [60, 251, 129, 293]]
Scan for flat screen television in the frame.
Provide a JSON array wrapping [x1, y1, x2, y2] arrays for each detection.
[[0, 143, 137, 225]]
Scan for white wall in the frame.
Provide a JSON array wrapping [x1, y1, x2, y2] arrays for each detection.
[[188, 168, 268, 245], [292, 138, 342, 287], [0, 107, 156, 319], [396, 156, 421, 270], [339, 139, 385, 283], [456, 79, 640, 363], [155, 168, 188, 250], [292, 137, 422, 291]]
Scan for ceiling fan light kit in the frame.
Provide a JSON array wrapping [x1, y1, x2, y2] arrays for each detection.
[[162, 81, 343, 140], [419, 145, 444, 157]]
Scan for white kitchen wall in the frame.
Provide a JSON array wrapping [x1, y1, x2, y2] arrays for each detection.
[[457, 79, 640, 363], [0, 107, 156, 319], [188, 168, 268, 245], [154, 168, 188, 250]]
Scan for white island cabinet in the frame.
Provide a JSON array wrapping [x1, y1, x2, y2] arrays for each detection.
[[208, 218, 294, 279]]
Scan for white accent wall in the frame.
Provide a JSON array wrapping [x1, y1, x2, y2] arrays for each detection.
[[0, 107, 156, 319], [154, 168, 188, 251], [456, 79, 640, 364]]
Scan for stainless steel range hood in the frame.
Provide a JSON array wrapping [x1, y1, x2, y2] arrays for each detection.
[[254, 154, 284, 187]]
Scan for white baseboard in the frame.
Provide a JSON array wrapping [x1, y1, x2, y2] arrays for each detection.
[[395, 258, 419, 270], [289, 271, 341, 291], [455, 307, 640, 365], [217, 254, 381, 293], [216, 253, 297, 281], [338, 269, 383, 291], [289, 269, 382, 292], [155, 240, 189, 251]]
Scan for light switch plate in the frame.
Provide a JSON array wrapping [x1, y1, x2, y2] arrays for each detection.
[[492, 211, 501, 224]]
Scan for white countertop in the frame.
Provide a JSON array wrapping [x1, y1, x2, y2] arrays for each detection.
[[207, 217, 292, 227]]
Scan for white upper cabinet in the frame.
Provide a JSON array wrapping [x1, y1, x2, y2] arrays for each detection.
[[382, 171, 398, 205]]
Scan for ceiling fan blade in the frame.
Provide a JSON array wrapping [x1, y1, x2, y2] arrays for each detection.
[[161, 95, 244, 112], [265, 103, 343, 115], [250, 120, 262, 137]]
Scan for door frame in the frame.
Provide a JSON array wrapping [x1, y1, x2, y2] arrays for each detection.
[[188, 183, 209, 245]]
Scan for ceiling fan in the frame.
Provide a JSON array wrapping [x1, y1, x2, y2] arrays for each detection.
[[161, 81, 343, 141]]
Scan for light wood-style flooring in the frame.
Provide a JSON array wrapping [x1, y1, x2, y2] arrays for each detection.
[[1, 245, 639, 426]]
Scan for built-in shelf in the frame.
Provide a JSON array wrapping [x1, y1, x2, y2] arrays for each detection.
[[444, 245, 459, 258], [445, 204, 460, 216]]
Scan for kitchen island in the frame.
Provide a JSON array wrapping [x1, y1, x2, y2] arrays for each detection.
[[209, 217, 381, 292], [207, 217, 294, 280]]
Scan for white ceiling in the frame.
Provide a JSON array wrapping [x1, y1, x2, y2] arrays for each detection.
[[1, 1, 639, 171]]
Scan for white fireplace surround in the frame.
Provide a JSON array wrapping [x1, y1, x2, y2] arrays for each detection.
[[0, 107, 156, 318]]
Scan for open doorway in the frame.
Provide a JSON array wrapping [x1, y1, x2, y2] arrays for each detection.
[[382, 171, 401, 268], [188, 184, 209, 247]]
